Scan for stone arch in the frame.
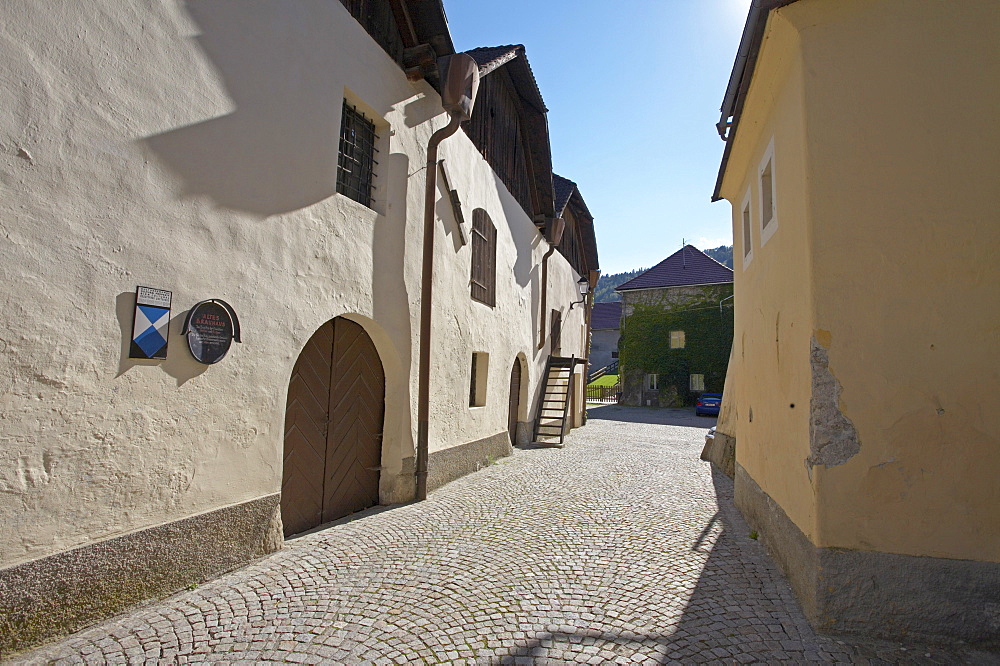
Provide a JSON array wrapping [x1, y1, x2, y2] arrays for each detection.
[[281, 315, 395, 537], [509, 352, 531, 445]]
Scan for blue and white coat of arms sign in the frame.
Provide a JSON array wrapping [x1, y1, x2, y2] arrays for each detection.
[[130, 286, 172, 359]]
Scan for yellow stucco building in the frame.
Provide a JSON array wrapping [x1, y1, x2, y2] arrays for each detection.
[[712, 0, 1000, 644]]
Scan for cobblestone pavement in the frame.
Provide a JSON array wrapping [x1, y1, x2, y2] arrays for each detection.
[[13, 406, 999, 665]]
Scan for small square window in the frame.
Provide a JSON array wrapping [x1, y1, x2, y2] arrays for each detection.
[[469, 352, 489, 407], [690, 374, 705, 392], [645, 373, 658, 391], [741, 187, 753, 269], [759, 138, 778, 246], [337, 100, 378, 208], [670, 330, 685, 349], [761, 160, 774, 228], [611, 351, 619, 359]]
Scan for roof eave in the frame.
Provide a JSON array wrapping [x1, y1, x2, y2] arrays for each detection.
[[616, 280, 734, 294], [713, 0, 801, 202]]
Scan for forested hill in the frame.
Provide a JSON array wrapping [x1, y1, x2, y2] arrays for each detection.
[[704, 245, 733, 269], [593, 269, 643, 303], [594, 246, 733, 303]]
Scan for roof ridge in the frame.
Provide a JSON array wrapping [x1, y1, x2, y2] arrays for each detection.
[[464, 44, 524, 76], [616, 245, 732, 292]]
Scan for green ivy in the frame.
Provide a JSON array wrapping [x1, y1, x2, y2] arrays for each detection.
[[619, 286, 734, 406]]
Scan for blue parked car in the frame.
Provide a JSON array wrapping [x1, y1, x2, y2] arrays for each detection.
[[695, 393, 722, 416]]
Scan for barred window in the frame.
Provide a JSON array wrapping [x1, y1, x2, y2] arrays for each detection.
[[470, 209, 497, 306], [337, 101, 378, 208]]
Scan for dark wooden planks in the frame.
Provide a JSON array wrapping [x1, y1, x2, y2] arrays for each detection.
[[281, 318, 385, 537], [281, 322, 334, 537]]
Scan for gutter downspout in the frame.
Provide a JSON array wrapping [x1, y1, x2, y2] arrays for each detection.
[[536, 216, 566, 350], [537, 244, 557, 350], [415, 112, 464, 502], [413, 52, 478, 502]]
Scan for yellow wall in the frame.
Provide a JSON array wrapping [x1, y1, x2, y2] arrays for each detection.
[[798, 0, 1000, 561], [721, 0, 1000, 562], [718, 10, 818, 542]]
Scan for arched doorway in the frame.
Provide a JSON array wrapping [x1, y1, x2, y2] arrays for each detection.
[[508, 358, 522, 445], [281, 317, 385, 537]]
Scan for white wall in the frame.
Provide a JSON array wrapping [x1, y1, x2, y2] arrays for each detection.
[[0, 0, 588, 569]]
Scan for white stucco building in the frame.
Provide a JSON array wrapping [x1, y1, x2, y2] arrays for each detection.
[[0, 0, 599, 652]]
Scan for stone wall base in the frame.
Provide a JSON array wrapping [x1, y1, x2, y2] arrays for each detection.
[[427, 431, 512, 493], [735, 464, 1000, 644], [381, 456, 417, 504], [700, 430, 735, 478], [0, 494, 282, 656], [515, 421, 531, 446]]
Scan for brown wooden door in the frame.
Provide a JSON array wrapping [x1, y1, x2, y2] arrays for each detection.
[[282, 318, 384, 537], [508, 359, 521, 444]]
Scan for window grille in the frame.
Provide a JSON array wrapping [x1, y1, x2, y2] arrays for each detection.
[[470, 209, 497, 306], [337, 101, 378, 208]]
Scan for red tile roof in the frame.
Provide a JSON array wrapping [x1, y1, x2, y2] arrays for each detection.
[[616, 245, 733, 292]]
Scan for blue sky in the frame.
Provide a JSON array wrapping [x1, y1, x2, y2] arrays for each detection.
[[445, 0, 752, 274]]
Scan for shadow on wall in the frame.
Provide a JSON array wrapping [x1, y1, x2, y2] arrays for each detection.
[[143, 0, 352, 217], [370, 149, 415, 496], [115, 292, 208, 386], [501, 170, 543, 294]]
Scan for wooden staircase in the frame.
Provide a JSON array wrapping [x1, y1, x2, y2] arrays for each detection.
[[533, 356, 580, 446]]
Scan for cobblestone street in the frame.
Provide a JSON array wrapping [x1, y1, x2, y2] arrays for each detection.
[[12, 406, 998, 664]]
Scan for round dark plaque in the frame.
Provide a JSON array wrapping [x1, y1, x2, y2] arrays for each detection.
[[185, 300, 237, 364]]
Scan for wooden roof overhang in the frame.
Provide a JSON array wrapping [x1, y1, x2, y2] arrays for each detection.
[[559, 182, 600, 277], [465, 46, 557, 222], [712, 0, 802, 202], [386, 0, 456, 87]]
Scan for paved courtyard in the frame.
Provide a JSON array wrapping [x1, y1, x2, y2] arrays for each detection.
[[11, 406, 998, 664]]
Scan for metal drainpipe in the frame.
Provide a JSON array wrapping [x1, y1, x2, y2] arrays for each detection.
[[537, 244, 556, 350], [415, 112, 464, 502]]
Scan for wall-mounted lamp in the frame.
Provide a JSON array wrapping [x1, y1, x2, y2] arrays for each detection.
[[569, 276, 590, 309]]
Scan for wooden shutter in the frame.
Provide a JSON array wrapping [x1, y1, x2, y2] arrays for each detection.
[[471, 209, 497, 306]]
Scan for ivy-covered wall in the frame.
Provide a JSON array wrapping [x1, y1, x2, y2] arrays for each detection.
[[619, 284, 734, 407]]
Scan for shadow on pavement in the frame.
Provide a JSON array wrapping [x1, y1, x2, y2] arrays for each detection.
[[586, 403, 716, 429], [284, 503, 410, 541], [499, 467, 830, 662], [502, 467, 997, 664]]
